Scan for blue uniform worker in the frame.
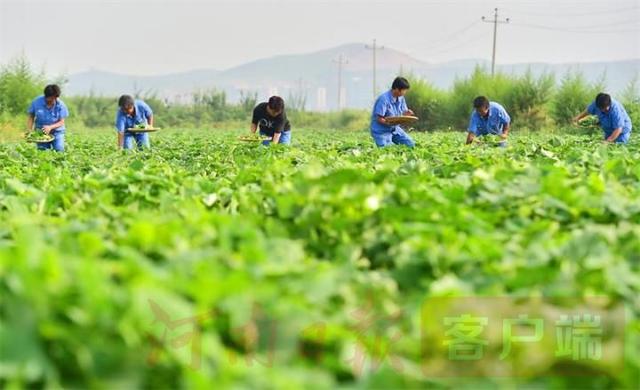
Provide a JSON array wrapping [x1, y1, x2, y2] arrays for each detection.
[[115, 95, 153, 150], [466, 96, 511, 147], [370, 77, 415, 148], [575, 93, 632, 144], [27, 85, 69, 152]]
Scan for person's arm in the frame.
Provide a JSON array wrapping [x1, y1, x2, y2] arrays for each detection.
[[400, 97, 413, 116], [466, 113, 478, 144], [42, 119, 65, 135], [270, 115, 285, 143], [251, 105, 261, 134], [145, 103, 154, 128], [42, 101, 69, 134], [500, 109, 511, 139], [115, 113, 126, 149], [139, 101, 153, 128], [604, 128, 623, 143], [604, 106, 625, 143], [377, 116, 389, 126], [500, 110, 511, 139], [27, 114, 35, 131], [118, 132, 125, 148], [374, 98, 390, 127], [572, 110, 589, 124], [574, 101, 597, 124], [466, 132, 475, 145], [501, 123, 510, 139], [26, 100, 36, 131]]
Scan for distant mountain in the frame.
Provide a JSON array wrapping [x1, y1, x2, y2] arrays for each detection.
[[68, 68, 221, 101], [66, 43, 639, 110]]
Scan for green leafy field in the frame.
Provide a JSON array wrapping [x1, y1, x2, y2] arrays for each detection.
[[1, 129, 639, 389]]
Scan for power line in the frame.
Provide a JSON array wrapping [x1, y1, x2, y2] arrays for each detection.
[[501, 5, 639, 18], [509, 21, 640, 34], [415, 20, 481, 51], [481, 8, 510, 76], [365, 39, 384, 101], [412, 10, 636, 59], [425, 30, 492, 57], [563, 19, 640, 29], [511, 18, 639, 31], [401, 22, 485, 61]]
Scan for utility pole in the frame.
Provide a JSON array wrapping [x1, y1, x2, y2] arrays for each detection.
[[365, 39, 385, 101], [333, 54, 348, 110], [481, 8, 510, 76]]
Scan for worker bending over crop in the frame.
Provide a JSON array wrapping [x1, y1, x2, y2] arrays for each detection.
[[115, 95, 154, 150], [250, 96, 291, 146], [27, 84, 69, 152], [466, 96, 511, 147], [573, 93, 632, 144]]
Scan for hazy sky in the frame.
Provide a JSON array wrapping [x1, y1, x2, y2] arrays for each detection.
[[1, 0, 639, 76]]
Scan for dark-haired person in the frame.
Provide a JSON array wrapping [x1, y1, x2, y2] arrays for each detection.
[[250, 96, 291, 146], [27, 84, 69, 152], [370, 77, 415, 147], [115, 95, 154, 150], [466, 96, 511, 147], [573, 93, 632, 144]]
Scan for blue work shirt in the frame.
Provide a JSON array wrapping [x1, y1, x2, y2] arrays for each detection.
[[115, 100, 153, 133], [468, 102, 511, 136], [371, 90, 409, 133], [587, 98, 632, 138], [27, 96, 69, 132]]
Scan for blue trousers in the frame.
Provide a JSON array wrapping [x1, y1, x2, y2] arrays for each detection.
[[37, 131, 65, 152], [124, 132, 150, 150], [371, 127, 415, 148], [260, 130, 291, 146], [607, 131, 631, 144]]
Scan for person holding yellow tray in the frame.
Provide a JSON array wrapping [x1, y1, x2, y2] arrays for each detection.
[[370, 77, 415, 148], [115, 95, 154, 150], [27, 84, 69, 152]]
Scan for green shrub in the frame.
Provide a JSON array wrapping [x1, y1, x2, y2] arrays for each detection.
[[620, 74, 640, 130], [550, 70, 604, 126], [0, 56, 49, 116], [503, 70, 555, 131], [288, 109, 369, 131], [449, 66, 513, 129], [405, 77, 451, 131]]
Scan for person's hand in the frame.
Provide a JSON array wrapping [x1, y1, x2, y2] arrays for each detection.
[[572, 116, 581, 125], [42, 126, 52, 135], [500, 133, 508, 139], [404, 109, 415, 116]]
